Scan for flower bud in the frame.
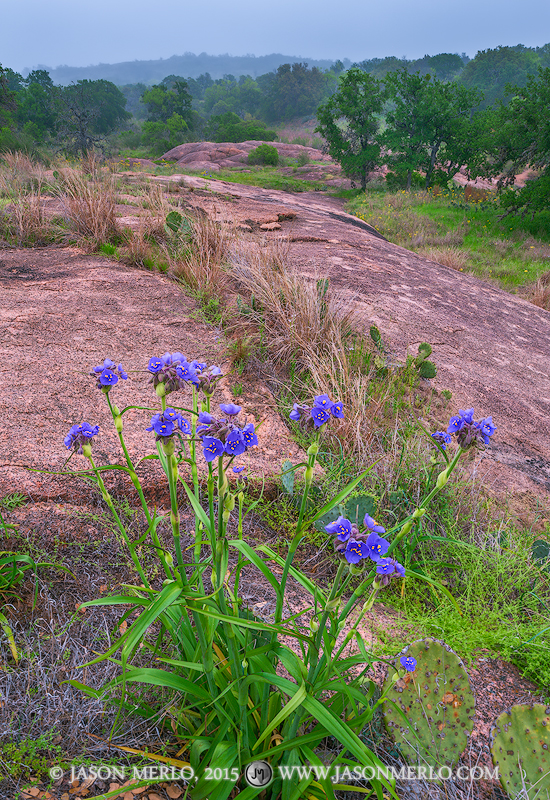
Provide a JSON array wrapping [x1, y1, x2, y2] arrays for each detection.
[[165, 552, 174, 567], [304, 466, 314, 486], [112, 404, 120, 416], [309, 618, 319, 633], [307, 442, 319, 456], [224, 494, 236, 512], [325, 597, 340, 612], [242, 659, 248, 670], [114, 415, 123, 433], [436, 467, 450, 489], [162, 438, 175, 456], [82, 443, 92, 458], [155, 382, 166, 398], [412, 508, 426, 520]]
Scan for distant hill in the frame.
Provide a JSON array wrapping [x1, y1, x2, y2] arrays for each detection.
[[37, 53, 352, 86]]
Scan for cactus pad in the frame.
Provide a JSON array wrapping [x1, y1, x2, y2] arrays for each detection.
[[344, 493, 376, 526], [418, 360, 437, 379], [490, 703, 550, 799], [382, 638, 475, 770]]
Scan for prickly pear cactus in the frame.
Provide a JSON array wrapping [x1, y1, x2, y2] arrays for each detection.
[[382, 638, 475, 770], [490, 703, 550, 799], [344, 493, 376, 525]]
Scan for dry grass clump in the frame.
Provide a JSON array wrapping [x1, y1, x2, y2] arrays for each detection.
[[0, 152, 51, 245], [0, 151, 47, 196], [167, 209, 233, 298], [526, 270, 550, 311], [54, 167, 119, 249], [417, 245, 470, 271], [229, 239, 384, 461]]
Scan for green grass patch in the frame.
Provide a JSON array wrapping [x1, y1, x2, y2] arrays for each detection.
[[212, 165, 326, 193], [347, 187, 550, 292]]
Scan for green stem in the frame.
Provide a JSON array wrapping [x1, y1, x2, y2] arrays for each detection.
[[106, 393, 171, 578], [86, 454, 149, 589]]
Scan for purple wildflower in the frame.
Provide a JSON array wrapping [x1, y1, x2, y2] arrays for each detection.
[[224, 430, 246, 456], [64, 422, 99, 454], [310, 406, 331, 428], [91, 359, 128, 390], [366, 532, 390, 562], [376, 558, 395, 575], [233, 465, 246, 474], [400, 655, 417, 672], [446, 407, 496, 450], [325, 516, 353, 541], [345, 539, 369, 564], [202, 437, 225, 462], [331, 401, 344, 419], [175, 361, 198, 383]]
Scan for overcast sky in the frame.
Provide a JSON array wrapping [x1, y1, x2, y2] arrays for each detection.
[[2, 0, 549, 73]]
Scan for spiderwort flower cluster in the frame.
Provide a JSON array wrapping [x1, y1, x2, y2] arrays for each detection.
[[197, 403, 258, 461], [290, 394, 344, 428], [446, 408, 496, 450], [325, 513, 405, 582], [64, 422, 99, 454], [91, 359, 128, 390], [146, 408, 191, 442], [147, 352, 222, 396]]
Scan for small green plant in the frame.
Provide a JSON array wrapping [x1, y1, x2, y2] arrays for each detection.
[[247, 143, 279, 166], [414, 341, 437, 379], [490, 703, 550, 799], [296, 151, 311, 167], [0, 731, 65, 781], [99, 242, 118, 258]]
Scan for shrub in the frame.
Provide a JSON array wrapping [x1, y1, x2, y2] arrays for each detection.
[[248, 143, 279, 166]]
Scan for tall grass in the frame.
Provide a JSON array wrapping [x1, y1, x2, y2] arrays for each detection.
[[54, 167, 119, 249], [0, 152, 50, 245]]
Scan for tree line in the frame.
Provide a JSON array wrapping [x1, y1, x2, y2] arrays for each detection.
[[1, 42, 549, 217]]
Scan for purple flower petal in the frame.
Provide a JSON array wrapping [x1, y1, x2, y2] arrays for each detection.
[[364, 514, 386, 535], [220, 403, 242, 417], [224, 430, 246, 456], [202, 437, 225, 462], [242, 423, 258, 447]]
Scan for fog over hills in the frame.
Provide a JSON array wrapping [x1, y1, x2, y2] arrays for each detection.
[[29, 53, 353, 86]]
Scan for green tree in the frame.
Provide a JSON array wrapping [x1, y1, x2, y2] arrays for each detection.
[[0, 64, 17, 126], [15, 71, 56, 140], [261, 63, 333, 121], [141, 78, 193, 123], [460, 45, 541, 108], [489, 67, 550, 217], [315, 68, 384, 190], [382, 69, 482, 189], [141, 77, 194, 154], [55, 79, 130, 155]]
